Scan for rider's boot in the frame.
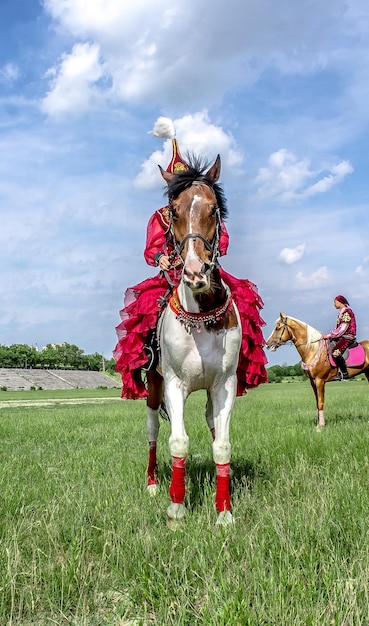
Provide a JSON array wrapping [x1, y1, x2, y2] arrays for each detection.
[[334, 354, 349, 380]]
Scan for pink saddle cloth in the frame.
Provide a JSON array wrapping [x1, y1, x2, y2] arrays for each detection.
[[329, 344, 365, 368]]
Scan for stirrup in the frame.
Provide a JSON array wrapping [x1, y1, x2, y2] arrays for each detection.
[[141, 345, 155, 372]]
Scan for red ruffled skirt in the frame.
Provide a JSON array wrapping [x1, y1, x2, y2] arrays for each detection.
[[113, 269, 268, 399]]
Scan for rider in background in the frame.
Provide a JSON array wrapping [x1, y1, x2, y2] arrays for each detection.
[[114, 123, 267, 398], [323, 294, 357, 380]]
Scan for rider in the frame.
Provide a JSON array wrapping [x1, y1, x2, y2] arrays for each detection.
[[323, 294, 357, 380], [113, 133, 268, 398]]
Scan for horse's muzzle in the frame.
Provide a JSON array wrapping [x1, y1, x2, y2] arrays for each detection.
[[265, 339, 277, 351], [183, 267, 209, 291]]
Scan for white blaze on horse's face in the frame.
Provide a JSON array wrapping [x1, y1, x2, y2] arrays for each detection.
[[179, 185, 217, 293], [184, 193, 207, 289]]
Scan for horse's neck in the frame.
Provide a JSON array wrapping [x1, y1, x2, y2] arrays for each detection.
[[290, 319, 321, 360]]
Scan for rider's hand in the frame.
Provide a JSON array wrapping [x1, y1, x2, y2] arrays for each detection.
[[158, 255, 171, 271]]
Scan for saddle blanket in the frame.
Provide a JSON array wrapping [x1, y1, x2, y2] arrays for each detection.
[[328, 343, 365, 368]]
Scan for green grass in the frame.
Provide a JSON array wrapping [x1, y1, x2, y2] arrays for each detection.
[[1, 380, 369, 625]]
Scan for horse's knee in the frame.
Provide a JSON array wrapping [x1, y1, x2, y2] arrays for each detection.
[[169, 435, 189, 458], [213, 439, 231, 465]]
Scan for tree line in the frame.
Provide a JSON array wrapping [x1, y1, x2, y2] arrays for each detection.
[[0, 343, 115, 372], [267, 362, 304, 382], [0, 342, 303, 380]]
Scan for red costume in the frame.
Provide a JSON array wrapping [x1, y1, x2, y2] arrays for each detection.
[[114, 204, 267, 399], [326, 297, 357, 357]]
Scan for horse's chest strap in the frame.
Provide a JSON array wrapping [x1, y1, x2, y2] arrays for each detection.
[[169, 287, 233, 332]]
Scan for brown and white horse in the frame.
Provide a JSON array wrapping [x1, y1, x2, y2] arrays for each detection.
[[146, 155, 241, 525], [266, 313, 369, 427]]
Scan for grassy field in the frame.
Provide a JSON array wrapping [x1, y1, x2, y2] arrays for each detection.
[[1, 380, 369, 625]]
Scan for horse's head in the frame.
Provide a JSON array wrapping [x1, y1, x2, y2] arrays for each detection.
[[265, 313, 293, 351], [160, 155, 226, 293]]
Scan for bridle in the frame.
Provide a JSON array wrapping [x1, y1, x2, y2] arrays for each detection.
[[168, 182, 221, 272], [271, 317, 293, 349]]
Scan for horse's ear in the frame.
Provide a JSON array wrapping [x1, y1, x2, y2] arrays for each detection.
[[206, 155, 221, 184], [280, 312, 286, 320], [158, 164, 174, 184]]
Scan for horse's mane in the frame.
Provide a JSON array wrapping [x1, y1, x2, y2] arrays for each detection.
[[289, 316, 322, 346], [164, 153, 228, 221]]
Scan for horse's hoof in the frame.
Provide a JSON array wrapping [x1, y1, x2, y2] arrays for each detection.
[[147, 483, 159, 496], [166, 502, 186, 521], [216, 510, 234, 526]]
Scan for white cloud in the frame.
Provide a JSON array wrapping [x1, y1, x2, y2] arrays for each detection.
[[296, 267, 330, 289], [302, 160, 354, 197], [279, 244, 306, 265], [0, 63, 19, 83], [355, 255, 369, 276], [254, 149, 353, 202], [40, 0, 369, 116], [41, 42, 104, 116]]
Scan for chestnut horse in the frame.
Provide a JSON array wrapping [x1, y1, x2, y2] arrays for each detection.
[[266, 313, 369, 427], [146, 155, 241, 525]]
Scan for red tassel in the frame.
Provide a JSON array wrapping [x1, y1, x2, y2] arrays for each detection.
[[169, 456, 186, 503], [215, 462, 231, 512], [147, 441, 158, 486]]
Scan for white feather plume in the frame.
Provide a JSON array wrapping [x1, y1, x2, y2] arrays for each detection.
[[148, 117, 176, 139]]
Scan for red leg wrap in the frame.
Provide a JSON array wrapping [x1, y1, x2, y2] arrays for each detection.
[[169, 456, 186, 503], [215, 463, 231, 512], [147, 441, 158, 486]]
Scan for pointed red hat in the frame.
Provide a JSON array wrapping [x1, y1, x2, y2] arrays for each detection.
[[166, 138, 188, 173]]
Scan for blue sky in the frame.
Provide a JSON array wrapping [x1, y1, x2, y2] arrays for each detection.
[[1, 0, 369, 366]]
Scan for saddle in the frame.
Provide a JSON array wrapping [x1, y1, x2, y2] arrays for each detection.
[[328, 341, 365, 368]]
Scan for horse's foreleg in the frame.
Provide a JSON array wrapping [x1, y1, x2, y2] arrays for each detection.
[[165, 381, 188, 522], [146, 370, 164, 493], [310, 377, 326, 428], [316, 379, 326, 428], [146, 407, 159, 492], [211, 384, 235, 525]]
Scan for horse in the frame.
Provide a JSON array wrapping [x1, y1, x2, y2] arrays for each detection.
[[145, 155, 242, 525], [265, 313, 369, 427]]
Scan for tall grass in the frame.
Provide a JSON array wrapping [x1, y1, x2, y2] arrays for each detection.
[[1, 380, 369, 625]]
